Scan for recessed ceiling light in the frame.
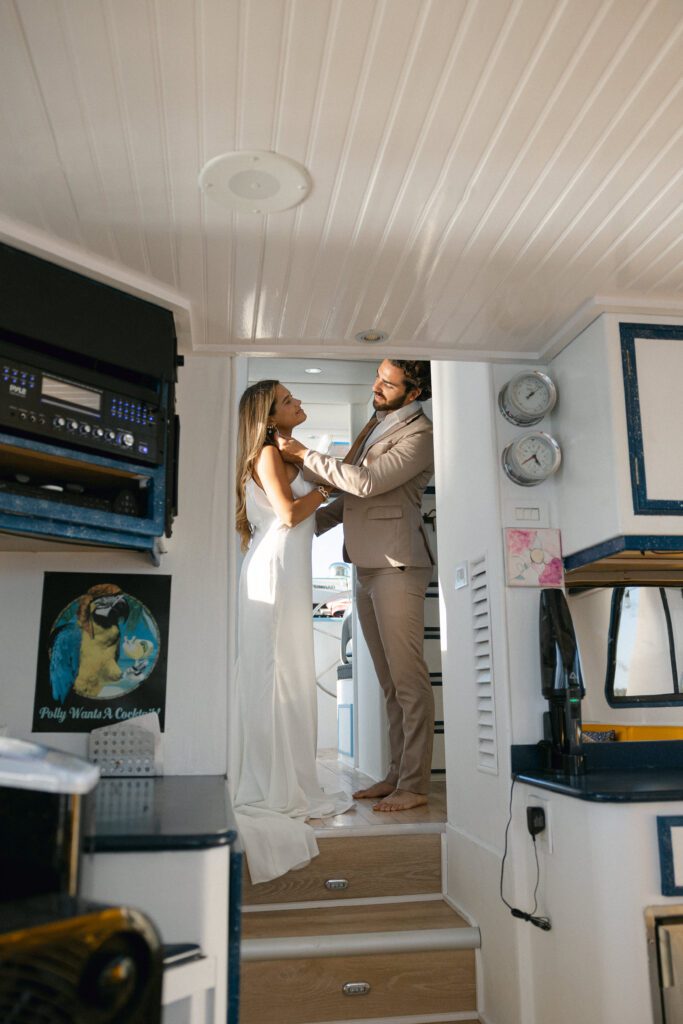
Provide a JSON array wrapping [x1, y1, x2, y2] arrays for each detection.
[[198, 151, 311, 214], [355, 329, 388, 344], [305, 367, 322, 374]]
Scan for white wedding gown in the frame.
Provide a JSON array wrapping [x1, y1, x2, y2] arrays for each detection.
[[231, 470, 353, 883]]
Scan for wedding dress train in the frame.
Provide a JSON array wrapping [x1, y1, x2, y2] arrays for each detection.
[[232, 471, 352, 883]]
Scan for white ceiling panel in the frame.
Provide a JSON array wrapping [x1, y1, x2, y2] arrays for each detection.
[[0, 0, 681, 361]]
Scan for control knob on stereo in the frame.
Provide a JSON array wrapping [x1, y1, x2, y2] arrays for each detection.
[[105, 430, 116, 442], [120, 432, 134, 448], [93, 427, 105, 439], [80, 423, 92, 435], [67, 419, 79, 432], [53, 415, 66, 429]]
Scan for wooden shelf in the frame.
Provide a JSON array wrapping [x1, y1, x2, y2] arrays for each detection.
[[565, 536, 683, 588]]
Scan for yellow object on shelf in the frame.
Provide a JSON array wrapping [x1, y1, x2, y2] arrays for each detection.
[[584, 724, 683, 742]]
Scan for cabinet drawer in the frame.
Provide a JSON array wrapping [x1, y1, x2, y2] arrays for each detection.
[[241, 948, 475, 1023], [242, 833, 442, 905]]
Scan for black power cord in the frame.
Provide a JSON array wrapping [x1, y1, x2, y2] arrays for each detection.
[[499, 776, 552, 931], [659, 587, 680, 694]]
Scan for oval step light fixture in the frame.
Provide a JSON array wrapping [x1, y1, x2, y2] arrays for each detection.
[[342, 982, 371, 996], [198, 151, 311, 214]]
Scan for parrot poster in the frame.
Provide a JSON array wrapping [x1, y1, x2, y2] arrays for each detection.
[[33, 572, 171, 733]]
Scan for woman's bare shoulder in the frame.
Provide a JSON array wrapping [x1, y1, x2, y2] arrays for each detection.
[[256, 445, 298, 482], [257, 445, 280, 469]]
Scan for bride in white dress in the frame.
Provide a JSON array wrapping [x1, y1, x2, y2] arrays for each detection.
[[231, 379, 353, 883]]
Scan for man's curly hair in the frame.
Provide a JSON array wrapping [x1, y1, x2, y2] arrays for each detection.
[[389, 360, 432, 401]]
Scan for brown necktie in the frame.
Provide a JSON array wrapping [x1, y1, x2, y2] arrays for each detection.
[[343, 415, 378, 466]]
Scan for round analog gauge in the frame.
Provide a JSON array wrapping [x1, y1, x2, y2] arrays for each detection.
[[501, 431, 562, 486], [498, 370, 557, 426]]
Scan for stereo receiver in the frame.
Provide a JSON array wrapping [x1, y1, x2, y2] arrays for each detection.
[[0, 355, 165, 466]]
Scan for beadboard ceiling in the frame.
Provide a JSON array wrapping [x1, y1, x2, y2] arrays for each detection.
[[0, 0, 682, 361]]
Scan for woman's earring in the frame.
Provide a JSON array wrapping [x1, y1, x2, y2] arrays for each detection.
[[266, 424, 277, 438]]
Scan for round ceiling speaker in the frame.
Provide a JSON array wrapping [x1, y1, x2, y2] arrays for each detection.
[[198, 151, 312, 214], [355, 329, 388, 344]]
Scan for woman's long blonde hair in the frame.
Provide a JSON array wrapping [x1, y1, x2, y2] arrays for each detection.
[[236, 379, 279, 551]]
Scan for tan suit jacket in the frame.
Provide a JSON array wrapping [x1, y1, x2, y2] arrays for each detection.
[[304, 408, 434, 569]]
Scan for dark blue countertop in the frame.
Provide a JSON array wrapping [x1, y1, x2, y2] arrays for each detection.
[[84, 774, 239, 852], [512, 741, 683, 802]]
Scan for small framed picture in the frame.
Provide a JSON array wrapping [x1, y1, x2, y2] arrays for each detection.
[[504, 527, 564, 588]]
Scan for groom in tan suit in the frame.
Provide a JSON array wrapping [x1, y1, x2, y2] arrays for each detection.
[[277, 359, 434, 812]]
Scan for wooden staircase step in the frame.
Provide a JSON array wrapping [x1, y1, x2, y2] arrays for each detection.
[[240, 900, 479, 1023], [242, 832, 443, 905], [240, 948, 476, 1023], [243, 899, 470, 940]]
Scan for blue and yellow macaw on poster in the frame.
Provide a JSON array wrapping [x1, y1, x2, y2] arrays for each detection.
[[49, 584, 131, 702]]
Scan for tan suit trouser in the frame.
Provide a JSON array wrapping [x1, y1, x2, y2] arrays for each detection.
[[355, 565, 434, 795]]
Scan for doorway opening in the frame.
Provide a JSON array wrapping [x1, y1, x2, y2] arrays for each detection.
[[240, 355, 446, 809]]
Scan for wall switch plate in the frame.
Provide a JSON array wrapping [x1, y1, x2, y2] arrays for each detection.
[[514, 506, 540, 521], [504, 499, 549, 527], [454, 563, 468, 590]]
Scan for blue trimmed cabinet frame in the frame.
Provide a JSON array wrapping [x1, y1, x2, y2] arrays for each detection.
[[620, 322, 683, 515], [657, 816, 683, 896], [0, 430, 166, 563]]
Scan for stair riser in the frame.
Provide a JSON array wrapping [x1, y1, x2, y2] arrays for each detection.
[[240, 948, 476, 1023], [243, 833, 442, 905]]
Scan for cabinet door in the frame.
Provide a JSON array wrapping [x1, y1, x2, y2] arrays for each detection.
[[621, 323, 683, 514], [659, 920, 683, 1021]]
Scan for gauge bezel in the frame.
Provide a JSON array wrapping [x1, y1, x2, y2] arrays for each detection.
[[498, 370, 558, 426], [501, 430, 562, 486]]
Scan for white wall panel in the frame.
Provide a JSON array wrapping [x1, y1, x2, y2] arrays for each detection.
[[0, 356, 232, 776]]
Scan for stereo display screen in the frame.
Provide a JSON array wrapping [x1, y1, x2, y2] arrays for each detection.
[[41, 375, 101, 413]]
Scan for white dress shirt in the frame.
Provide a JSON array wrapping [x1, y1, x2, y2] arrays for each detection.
[[356, 401, 421, 464]]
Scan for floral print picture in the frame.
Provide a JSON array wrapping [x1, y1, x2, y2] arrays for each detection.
[[504, 528, 564, 588]]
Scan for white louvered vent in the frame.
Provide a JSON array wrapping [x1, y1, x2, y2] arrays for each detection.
[[470, 555, 498, 775]]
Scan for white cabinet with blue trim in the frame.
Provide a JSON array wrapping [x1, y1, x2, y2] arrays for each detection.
[[621, 323, 683, 515], [550, 314, 683, 574]]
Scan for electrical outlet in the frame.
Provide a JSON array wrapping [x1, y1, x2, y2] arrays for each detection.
[[526, 793, 552, 853]]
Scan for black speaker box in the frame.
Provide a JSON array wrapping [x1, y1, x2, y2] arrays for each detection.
[[0, 894, 163, 1023]]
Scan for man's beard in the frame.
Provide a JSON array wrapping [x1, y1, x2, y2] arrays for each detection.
[[372, 390, 409, 412]]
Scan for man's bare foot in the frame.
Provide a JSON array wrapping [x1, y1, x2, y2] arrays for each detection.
[[373, 789, 428, 812], [352, 781, 394, 800]]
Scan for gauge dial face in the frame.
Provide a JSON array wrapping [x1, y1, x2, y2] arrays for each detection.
[[502, 431, 562, 486], [498, 371, 557, 426]]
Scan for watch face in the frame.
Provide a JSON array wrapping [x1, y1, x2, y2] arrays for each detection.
[[498, 371, 557, 425], [502, 431, 561, 486]]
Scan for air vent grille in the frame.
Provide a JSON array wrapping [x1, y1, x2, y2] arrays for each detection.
[[470, 555, 498, 775]]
